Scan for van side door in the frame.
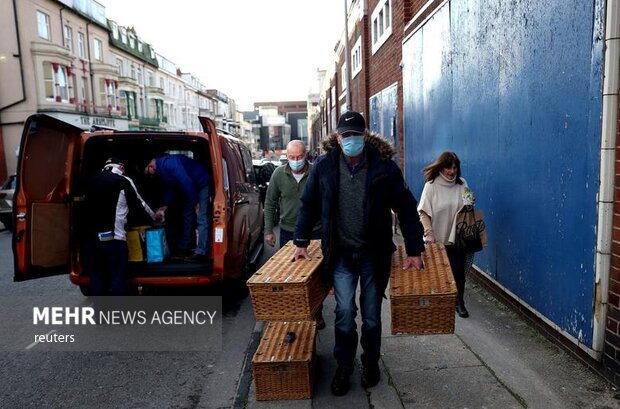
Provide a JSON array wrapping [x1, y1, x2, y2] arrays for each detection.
[[13, 114, 83, 281], [237, 143, 263, 250]]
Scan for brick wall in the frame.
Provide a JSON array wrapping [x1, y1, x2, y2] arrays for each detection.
[[605, 102, 620, 386], [366, 0, 404, 162]]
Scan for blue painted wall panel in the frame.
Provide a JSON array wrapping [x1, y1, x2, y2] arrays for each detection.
[[403, 0, 604, 346]]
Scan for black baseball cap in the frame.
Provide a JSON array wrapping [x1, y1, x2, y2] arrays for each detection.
[[337, 111, 366, 135]]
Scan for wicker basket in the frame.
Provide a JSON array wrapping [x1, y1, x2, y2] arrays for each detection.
[[252, 321, 317, 400], [247, 241, 328, 321], [390, 243, 457, 335]]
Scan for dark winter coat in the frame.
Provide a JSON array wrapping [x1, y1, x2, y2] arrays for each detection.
[[294, 132, 425, 285], [155, 155, 211, 206]]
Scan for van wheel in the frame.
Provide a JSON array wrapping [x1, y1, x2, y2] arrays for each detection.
[[79, 285, 91, 297], [228, 243, 252, 300]]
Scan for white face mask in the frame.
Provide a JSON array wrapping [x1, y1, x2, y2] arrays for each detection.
[[288, 158, 306, 172]]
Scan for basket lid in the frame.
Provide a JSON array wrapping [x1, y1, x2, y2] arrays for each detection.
[[390, 243, 457, 296], [252, 321, 317, 363], [247, 241, 323, 285]]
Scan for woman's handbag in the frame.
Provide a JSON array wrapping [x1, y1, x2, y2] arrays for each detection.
[[454, 207, 484, 253]]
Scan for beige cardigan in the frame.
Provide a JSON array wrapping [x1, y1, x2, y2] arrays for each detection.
[[417, 175, 468, 245]]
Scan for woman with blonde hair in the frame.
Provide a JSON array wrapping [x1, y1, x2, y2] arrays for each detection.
[[417, 151, 473, 318]]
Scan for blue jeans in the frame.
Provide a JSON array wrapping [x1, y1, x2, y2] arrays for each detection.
[[195, 186, 211, 255], [82, 239, 129, 296], [180, 185, 211, 255], [332, 250, 384, 370]]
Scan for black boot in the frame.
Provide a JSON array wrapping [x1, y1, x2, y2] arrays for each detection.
[[331, 367, 352, 396], [456, 300, 469, 318]]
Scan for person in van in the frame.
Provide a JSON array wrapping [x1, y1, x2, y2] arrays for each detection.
[[82, 157, 156, 295], [144, 154, 212, 263]]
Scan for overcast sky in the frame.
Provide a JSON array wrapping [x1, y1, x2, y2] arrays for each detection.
[[101, 0, 345, 111]]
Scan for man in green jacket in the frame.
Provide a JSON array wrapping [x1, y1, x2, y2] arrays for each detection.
[[264, 139, 324, 328], [264, 140, 321, 247]]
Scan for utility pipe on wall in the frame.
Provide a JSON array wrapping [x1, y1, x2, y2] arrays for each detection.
[[593, 0, 620, 358]]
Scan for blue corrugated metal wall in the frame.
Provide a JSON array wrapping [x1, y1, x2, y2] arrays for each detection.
[[403, 0, 605, 346]]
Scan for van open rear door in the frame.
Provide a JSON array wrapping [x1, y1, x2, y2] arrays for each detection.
[[13, 114, 83, 281]]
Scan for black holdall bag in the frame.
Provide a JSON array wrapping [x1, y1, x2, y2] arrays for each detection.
[[454, 206, 484, 253]]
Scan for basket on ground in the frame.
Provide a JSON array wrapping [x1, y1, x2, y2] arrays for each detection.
[[390, 243, 457, 335], [252, 321, 317, 400], [247, 241, 328, 321]]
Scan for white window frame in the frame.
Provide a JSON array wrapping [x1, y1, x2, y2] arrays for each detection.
[[77, 32, 85, 58], [351, 36, 362, 78], [371, 0, 392, 55], [37, 11, 50, 40], [93, 38, 103, 61], [63, 25, 73, 52], [116, 58, 123, 76], [100, 78, 117, 108], [43, 62, 70, 102], [341, 64, 347, 91]]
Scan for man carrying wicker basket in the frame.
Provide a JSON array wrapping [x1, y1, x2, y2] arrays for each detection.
[[294, 111, 425, 396]]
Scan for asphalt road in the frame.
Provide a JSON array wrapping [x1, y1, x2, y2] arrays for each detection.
[[0, 226, 277, 408]]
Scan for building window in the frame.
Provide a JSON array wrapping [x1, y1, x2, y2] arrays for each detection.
[[43, 63, 54, 99], [99, 78, 117, 108], [116, 58, 123, 76], [63, 25, 73, 52], [80, 76, 88, 108], [111, 22, 119, 39], [129, 36, 135, 49], [120, 28, 127, 44], [341, 64, 347, 91], [146, 71, 154, 87], [371, 0, 392, 55], [77, 32, 85, 58], [160, 77, 164, 89], [120, 90, 137, 120], [43, 62, 70, 102], [137, 42, 143, 52], [93, 38, 103, 61], [131, 65, 136, 81], [351, 37, 362, 78], [37, 11, 50, 40]]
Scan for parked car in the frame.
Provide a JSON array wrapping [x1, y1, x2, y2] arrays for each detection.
[[12, 114, 264, 295], [0, 173, 16, 231]]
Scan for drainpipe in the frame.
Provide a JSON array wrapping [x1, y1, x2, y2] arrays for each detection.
[[593, 0, 620, 359], [59, 6, 65, 47], [86, 21, 96, 114], [343, 0, 352, 111], [0, 0, 27, 113]]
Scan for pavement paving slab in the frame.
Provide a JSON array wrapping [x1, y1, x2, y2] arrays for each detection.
[[241, 251, 619, 409]]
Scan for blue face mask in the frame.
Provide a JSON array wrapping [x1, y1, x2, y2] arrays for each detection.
[[288, 158, 306, 172], [340, 135, 365, 157]]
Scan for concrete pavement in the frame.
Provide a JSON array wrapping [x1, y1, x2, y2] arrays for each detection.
[[242, 275, 619, 408]]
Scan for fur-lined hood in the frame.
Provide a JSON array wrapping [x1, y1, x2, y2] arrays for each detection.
[[320, 131, 395, 160]]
